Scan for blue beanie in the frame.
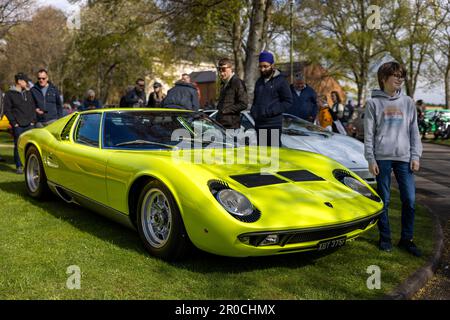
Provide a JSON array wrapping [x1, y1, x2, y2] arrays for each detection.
[[259, 51, 274, 64]]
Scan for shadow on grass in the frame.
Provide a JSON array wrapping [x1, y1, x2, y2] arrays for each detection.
[[0, 153, 17, 173], [0, 180, 335, 274]]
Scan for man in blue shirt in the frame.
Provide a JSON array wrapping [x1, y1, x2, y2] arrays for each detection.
[[286, 73, 318, 123]]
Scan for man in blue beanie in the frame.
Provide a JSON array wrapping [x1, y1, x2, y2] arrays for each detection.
[[250, 51, 293, 147]]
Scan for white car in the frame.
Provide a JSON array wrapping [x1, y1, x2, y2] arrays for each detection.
[[209, 110, 375, 184]]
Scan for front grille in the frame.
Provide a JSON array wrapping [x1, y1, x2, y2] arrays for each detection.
[[238, 213, 380, 247], [284, 218, 372, 244]]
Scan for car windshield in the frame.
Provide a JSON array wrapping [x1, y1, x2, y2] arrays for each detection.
[[103, 111, 236, 150], [282, 114, 332, 136]]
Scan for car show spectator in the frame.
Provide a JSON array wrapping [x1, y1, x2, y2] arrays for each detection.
[[161, 74, 200, 111], [342, 99, 355, 125], [121, 78, 147, 108], [30, 69, 63, 127], [286, 72, 318, 123], [147, 82, 166, 108], [416, 99, 427, 138], [364, 61, 423, 256], [215, 57, 248, 129], [3, 73, 37, 174], [81, 89, 102, 111], [330, 91, 347, 135], [0, 88, 4, 162], [250, 51, 293, 147], [317, 95, 333, 132]]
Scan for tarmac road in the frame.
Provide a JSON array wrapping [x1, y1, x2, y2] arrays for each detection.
[[413, 142, 450, 300]]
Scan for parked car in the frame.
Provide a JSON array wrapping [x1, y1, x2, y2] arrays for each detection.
[[18, 108, 382, 261], [209, 110, 375, 184]]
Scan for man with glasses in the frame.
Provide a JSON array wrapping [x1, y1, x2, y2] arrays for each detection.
[[215, 58, 248, 129], [30, 69, 63, 127], [250, 51, 292, 147], [364, 61, 423, 257], [122, 78, 147, 108]]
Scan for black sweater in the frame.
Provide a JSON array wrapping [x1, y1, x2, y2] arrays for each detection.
[[3, 87, 37, 127]]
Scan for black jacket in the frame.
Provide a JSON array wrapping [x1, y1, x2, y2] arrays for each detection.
[[0, 89, 3, 118], [3, 87, 37, 127], [147, 92, 165, 108], [122, 88, 147, 108], [216, 75, 248, 129], [161, 81, 200, 111], [286, 84, 318, 122], [250, 70, 293, 128], [30, 82, 63, 122]]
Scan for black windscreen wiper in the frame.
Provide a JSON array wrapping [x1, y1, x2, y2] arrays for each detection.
[[115, 140, 175, 148]]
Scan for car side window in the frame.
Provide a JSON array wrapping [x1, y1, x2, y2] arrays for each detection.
[[74, 113, 101, 147], [60, 114, 78, 141]]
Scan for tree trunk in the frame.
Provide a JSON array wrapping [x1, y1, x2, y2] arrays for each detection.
[[445, 66, 450, 108], [356, 82, 364, 108], [244, 0, 271, 106], [232, 14, 245, 79]]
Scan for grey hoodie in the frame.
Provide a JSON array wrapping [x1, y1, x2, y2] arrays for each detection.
[[364, 89, 422, 164]]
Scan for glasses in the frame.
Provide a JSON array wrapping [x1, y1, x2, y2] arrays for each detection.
[[137, 83, 145, 88], [217, 66, 230, 72], [392, 73, 405, 80], [38, 77, 47, 80]]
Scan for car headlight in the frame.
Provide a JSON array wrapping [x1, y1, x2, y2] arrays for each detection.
[[333, 169, 381, 202], [208, 180, 261, 222], [216, 189, 253, 216], [342, 176, 373, 198]]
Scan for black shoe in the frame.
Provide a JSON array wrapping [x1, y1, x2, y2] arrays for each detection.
[[16, 167, 23, 174], [398, 239, 422, 257], [378, 239, 392, 252]]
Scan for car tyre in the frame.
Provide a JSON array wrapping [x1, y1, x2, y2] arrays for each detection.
[[25, 145, 51, 199], [137, 180, 191, 261]]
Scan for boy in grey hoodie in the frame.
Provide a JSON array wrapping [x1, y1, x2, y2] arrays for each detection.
[[364, 61, 423, 256]]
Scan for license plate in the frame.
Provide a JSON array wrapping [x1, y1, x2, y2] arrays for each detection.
[[317, 237, 347, 251]]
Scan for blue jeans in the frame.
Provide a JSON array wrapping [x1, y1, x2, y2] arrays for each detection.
[[376, 160, 416, 242], [13, 125, 33, 168]]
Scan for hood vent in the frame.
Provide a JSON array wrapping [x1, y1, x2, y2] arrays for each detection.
[[277, 170, 324, 182], [230, 173, 287, 188]]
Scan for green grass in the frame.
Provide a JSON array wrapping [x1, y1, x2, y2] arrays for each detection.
[[426, 138, 450, 146], [0, 132, 434, 299]]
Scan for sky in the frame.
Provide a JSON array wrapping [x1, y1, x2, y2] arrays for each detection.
[[37, 0, 79, 13], [36, 0, 446, 105]]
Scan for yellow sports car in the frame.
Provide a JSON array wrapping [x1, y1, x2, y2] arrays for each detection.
[[18, 108, 383, 260]]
